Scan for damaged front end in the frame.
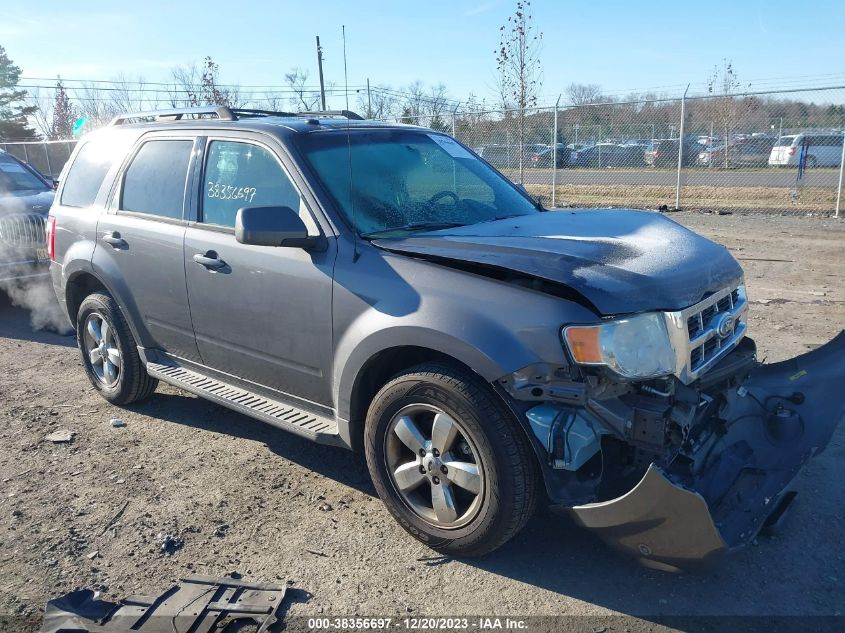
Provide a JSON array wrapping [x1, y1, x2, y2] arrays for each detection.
[[504, 328, 845, 572]]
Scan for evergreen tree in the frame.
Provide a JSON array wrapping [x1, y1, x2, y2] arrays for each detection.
[[0, 45, 37, 140]]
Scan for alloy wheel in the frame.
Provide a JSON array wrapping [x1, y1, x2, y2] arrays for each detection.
[[384, 404, 486, 529], [83, 312, 121, 387]]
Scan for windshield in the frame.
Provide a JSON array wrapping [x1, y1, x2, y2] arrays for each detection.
[[774, 136, 797, 147], [0, 155, 50, 194], [295, 129, 540, 236]]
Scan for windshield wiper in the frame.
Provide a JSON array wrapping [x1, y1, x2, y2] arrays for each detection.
[[361, 221, 467, 238]]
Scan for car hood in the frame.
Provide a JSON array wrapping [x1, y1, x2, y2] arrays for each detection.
[[372, 209, 743, 315], [0, 190, 54, 216]]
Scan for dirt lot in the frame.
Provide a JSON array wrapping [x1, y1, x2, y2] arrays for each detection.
[[1, 213, 843, 632]]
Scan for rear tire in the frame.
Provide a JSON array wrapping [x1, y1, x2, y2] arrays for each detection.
[[364, 362, 538, 557], [77, 292, 158, 405]]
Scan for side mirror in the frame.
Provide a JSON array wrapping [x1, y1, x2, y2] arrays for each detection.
[[235, 206, 318, 249]]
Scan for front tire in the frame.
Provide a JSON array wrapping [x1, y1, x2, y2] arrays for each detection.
[[77, 292, 158, 405], [364, 363, 538, 557]]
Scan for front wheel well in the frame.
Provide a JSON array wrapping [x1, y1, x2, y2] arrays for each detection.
[[65, 273, 108, 324], [347, 346, 485, 452]]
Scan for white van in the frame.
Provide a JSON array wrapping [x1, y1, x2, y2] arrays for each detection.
[[768, 133, 844, 167]]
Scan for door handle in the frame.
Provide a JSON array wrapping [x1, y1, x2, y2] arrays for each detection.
[[193, 252, 227, 270], [102, 232, 127, 248]]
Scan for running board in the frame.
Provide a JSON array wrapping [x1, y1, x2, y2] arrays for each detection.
[[146, 362, 342, 445]]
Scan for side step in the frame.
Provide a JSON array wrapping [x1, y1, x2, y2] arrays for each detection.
[[146, 362, 342, 445]]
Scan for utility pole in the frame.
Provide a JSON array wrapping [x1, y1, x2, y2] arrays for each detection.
[[367, 78, 372, 118], [675, 84, 690, 211], [316, 35, 327, 110]]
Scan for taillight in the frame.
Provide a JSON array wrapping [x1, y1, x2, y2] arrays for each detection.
[[654, 151, 661, 159], [788, 147, 796, 155], [46, 216, 56, 261]]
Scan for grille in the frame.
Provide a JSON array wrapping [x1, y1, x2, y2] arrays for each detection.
[[0, 214, 47, 248], [685, 286, 746, 372], [666, 284, 748, 384]]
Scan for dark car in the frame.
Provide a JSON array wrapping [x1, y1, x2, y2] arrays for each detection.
[[48, 106, 843, 571], [529, 144, 572, 168], [571, 143, 645, 168], [644, 138, 699, 167], [0, 150, 54, 283]]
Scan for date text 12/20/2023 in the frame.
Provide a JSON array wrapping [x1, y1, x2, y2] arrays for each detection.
[[306, 617, 529, 630]]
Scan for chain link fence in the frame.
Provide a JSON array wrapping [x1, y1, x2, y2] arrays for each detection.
[[396, 86, 845, 217], [4, 86, 844, 216], [0, 139, 77, 180]]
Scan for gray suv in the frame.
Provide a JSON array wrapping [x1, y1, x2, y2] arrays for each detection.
[[49, 106, 843, 571]]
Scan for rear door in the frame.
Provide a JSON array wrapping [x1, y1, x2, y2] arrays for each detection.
[[94, 133, 200, 361], [184, 133, 336, 407]]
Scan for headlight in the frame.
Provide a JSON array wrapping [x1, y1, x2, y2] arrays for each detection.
[[563, 313, 676, 380]]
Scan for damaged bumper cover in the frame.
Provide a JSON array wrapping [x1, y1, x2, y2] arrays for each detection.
[[570, 331, 845, 572]]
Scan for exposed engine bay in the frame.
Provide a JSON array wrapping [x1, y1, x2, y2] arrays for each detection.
[[501, 332, 845, 572]]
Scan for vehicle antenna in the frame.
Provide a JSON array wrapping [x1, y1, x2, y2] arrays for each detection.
[[343, 25, 360, 262]]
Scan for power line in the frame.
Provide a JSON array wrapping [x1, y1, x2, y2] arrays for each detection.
[[20, 76, 365, 91]]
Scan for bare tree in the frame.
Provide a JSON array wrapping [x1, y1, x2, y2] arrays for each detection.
[[705, 59, 752, 167], [50, 79, 75, 139], [285, 68, 321, 111], [565, 83, 603, 106], [169, 58, 241, 108], [495, 0, 542, 181], [356, 84, 400, 119]]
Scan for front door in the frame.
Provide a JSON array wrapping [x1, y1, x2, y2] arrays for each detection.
[[184, 136, 336, 407]]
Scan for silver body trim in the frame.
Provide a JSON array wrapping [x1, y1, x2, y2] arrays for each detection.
[[664, 284, 748, 384]]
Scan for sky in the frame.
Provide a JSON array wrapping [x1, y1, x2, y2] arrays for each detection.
[[2, 0, 845, 107]]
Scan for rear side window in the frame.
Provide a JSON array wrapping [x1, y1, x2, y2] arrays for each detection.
[[201, 141, 300, 228], [121, 140, 193, 219], [60, 138, 125, 208]]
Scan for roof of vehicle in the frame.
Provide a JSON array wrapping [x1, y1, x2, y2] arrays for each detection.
[[95, 106, 428, 140]]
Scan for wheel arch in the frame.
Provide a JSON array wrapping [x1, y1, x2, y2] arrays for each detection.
[[64, 269, 146, 347], [65, 270, 108, 325], [343, 345, 480, 452]]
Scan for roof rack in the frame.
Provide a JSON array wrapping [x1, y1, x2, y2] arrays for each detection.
[[108, 106, 366, 127], [298, 110, 364, 120], [109, 106, 237, 126], [230, 108, 297, 118]]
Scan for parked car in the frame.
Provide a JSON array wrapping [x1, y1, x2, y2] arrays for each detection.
[[476, 144, 544, 169], [529, 144, 572, 168], [768, 133, 845, 167], [698, 137, 775, 168], [644, 138, 699, 167], [571, 143, 645, 168], [0, 150, 54, 283], [48, 106, 843, 571]]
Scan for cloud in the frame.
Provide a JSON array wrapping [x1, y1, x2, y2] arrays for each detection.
[[463, 2, 497, 17]]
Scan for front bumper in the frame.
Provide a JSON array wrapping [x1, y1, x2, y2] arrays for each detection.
[[569, 332, 845, 572]]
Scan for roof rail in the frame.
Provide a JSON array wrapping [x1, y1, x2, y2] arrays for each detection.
[[230, 108, 298, 118], [107, 106, 367, 127], [109, 106, 236, 126], [298, 110, 365, 120]]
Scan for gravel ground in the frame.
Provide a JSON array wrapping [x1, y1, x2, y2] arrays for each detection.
[[0, 212, 843, 632]]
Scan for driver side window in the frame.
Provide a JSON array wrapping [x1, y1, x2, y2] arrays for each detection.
[[201, 141, 300, 228]]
